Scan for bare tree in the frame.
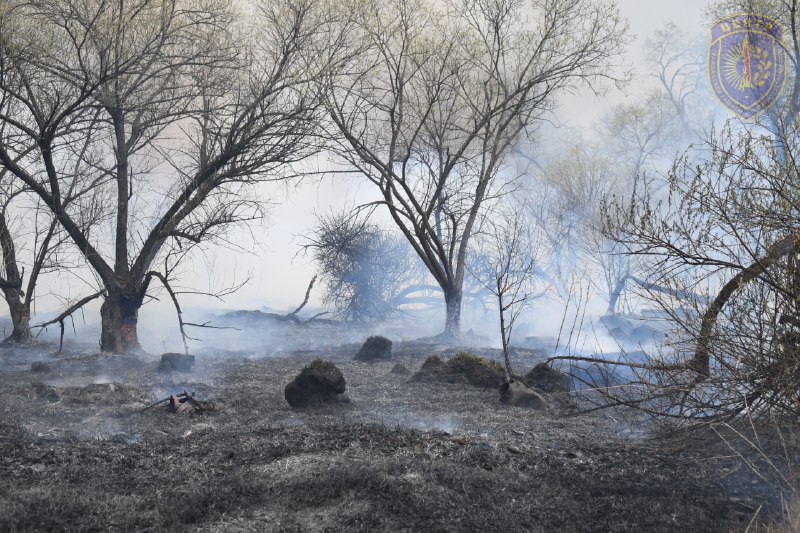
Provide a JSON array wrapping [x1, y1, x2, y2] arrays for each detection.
[[323, 0, 628, 336], [0, 164, 97, 343], [0, 183, 56, 343], [0, 0, 337, 352], [604, 92, 682, 178], [643, 22, 707, 135], [470, 201, 541, 380]]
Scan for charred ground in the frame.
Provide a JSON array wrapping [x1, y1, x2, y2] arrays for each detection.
[[0, 339, 786, 532]]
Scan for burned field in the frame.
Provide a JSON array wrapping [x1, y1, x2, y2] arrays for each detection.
[[0, 340, 784, 532]]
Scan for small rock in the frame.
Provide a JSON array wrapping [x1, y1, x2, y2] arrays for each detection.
[[499, 380, 547, 410], [449, 436, 467, 445], [507, 444, 521, 454]]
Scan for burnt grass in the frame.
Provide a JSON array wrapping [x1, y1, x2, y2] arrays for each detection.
[[0, 340, 786, 532]]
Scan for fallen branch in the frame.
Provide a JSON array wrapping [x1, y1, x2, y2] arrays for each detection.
[[183, 321, 241, 331], [628, 276, 711, 304], [546, 354, 692, 372], [287, 275, 317, 317], [303, 311, 331, 323]]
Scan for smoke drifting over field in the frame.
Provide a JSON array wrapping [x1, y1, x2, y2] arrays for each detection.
[[0, 1, 716, 356]]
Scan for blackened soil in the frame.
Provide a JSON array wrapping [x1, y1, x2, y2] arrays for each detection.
[[0, 341, 783, 531]]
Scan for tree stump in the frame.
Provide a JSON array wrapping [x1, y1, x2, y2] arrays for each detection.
[[285, 359, 347, 407], [524, 362, 572, 393], [158, 353, 195, 372], [355, 336, 392, 361]]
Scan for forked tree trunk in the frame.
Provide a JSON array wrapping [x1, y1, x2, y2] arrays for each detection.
[[100, 295, 141, 353], [2, 287, 31, 342]]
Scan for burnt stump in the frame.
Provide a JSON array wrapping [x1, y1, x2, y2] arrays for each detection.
[[285, 359, 347, 408], [158, 353, 195, 372], [524, 362, 572, 393], [411, 352, 505, 389], [354, 336, 393, 361]]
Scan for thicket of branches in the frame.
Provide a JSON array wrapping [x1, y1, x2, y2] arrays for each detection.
[[305, 210, 431, 322], [597, 121, 800, 420]]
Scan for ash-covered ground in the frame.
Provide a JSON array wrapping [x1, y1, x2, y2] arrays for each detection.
[[0, 327, 786, 532]]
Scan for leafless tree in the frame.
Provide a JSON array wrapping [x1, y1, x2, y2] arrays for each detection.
[[0, 178, 58, 342], [0, 0, 339, 352], [604, 92, 681, 178], [323, 0, 629, 336], [0, 132, 110, 345], [643, 22, 707, 135], [470, 201, 541, 380]]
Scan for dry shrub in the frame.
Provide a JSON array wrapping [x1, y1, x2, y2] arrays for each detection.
[[412, 352, 505, 389]]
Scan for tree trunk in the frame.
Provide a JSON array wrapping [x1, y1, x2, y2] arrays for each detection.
[[2, 287, 31, 342], [606, 276, 627, 316], [100, 294, 141, 353], [443, 287, 462, 337], [497, 289, 513, 381]]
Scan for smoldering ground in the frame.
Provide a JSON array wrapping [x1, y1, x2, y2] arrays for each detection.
[[0, 318, 788, 532]]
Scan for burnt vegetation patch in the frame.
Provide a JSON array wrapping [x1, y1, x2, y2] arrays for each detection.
[[0, 347, 787, 531], [157, 352, 195, 372], [284, 359, 348, 407], [411, 352, 506, 389]]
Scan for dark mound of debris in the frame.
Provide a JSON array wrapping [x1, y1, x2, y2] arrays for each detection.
[[221, 309, 297, 324], [390, 363, 411, 375], [31, 381, 60, 402], [285, 359, 348, 407], [158, 352, 195, 372], [355, 335, 392, 361], [30, 362, 51, 373], [412, 352, 505, 389], [524, 362, 572, 393], [499, 380, 547, 409]]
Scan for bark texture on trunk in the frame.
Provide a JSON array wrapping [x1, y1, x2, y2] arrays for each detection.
[[443, 288, 462, 337], [2, 287, 31, 342], [100, 295, 141, 353]]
